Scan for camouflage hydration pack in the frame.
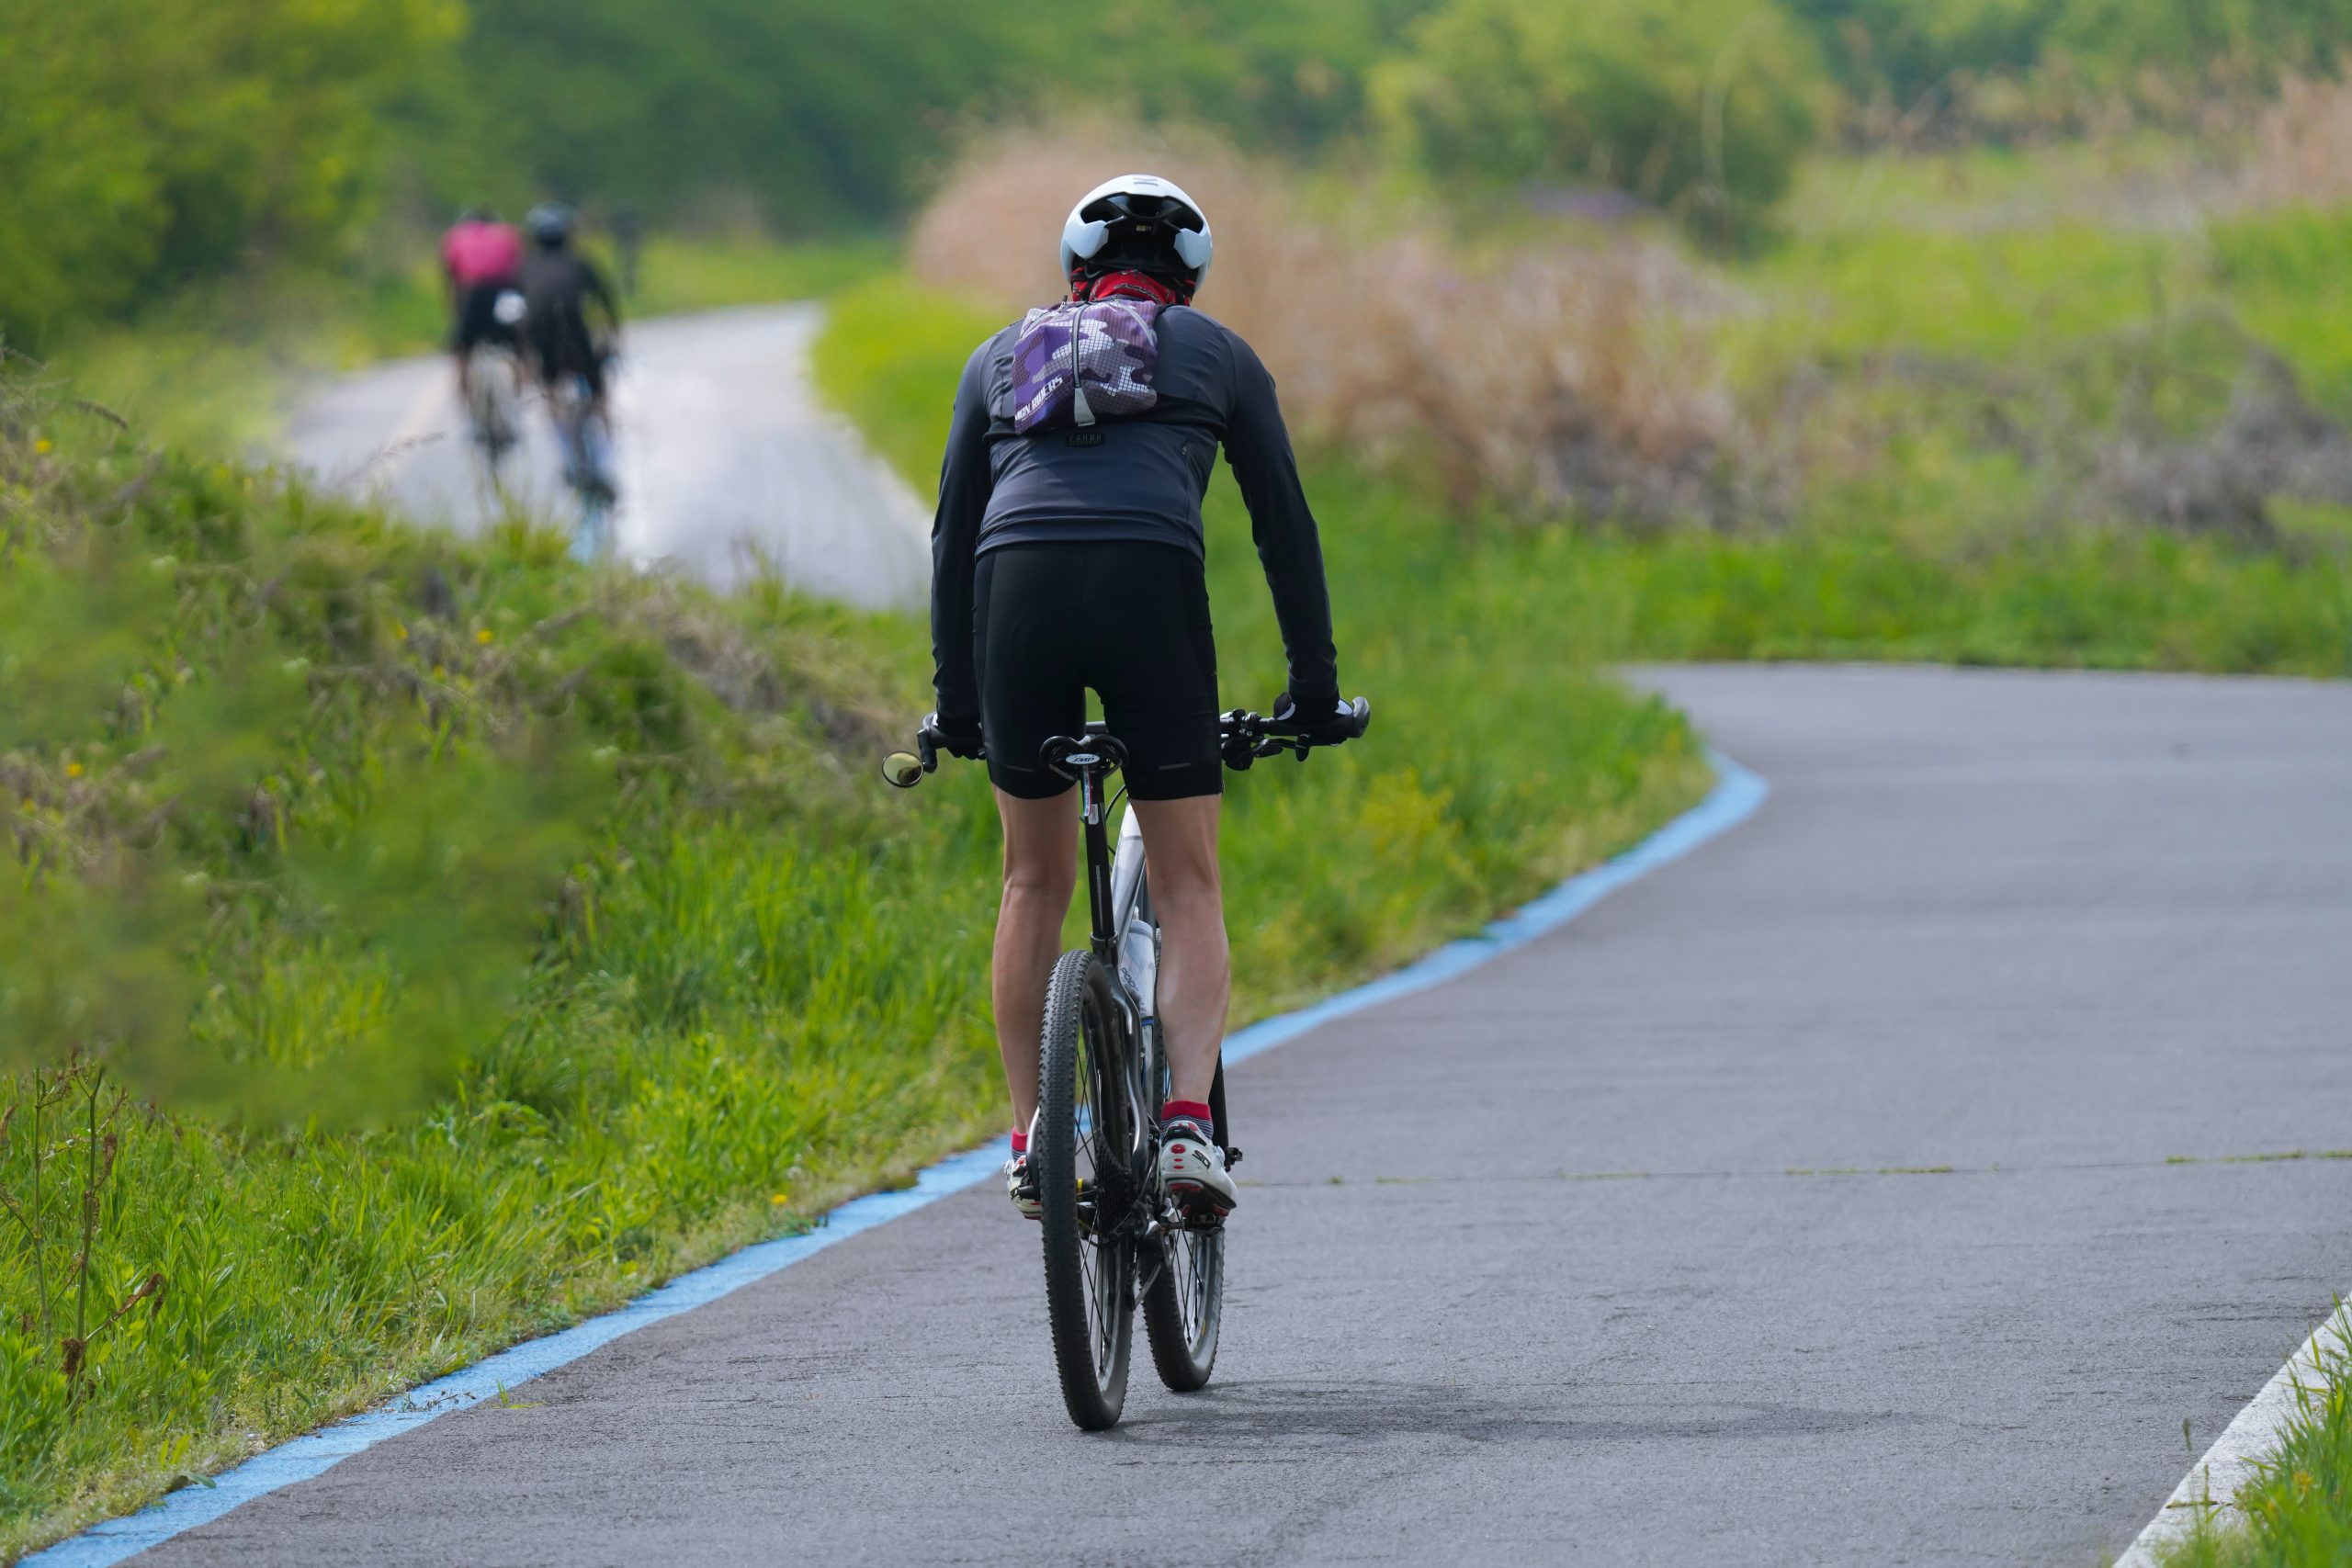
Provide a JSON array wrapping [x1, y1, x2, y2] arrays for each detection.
[[1011, 298, 1161, 435]]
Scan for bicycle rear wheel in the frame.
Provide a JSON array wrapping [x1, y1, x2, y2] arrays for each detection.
[[1142, 1224, 1223, 1391], [1036, 948, 1136, 1429], [467, 352, 517, 479], [1142, 1044, 1225, 1391]]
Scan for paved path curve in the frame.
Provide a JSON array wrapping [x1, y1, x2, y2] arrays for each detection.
[[287, 303, 930, 607], [132, 665, 2352, 1566]]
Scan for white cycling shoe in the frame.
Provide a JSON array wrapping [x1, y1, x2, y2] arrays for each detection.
[[1158, 1118, 1238, 1215], [1004, 1154, 1042, 1221]]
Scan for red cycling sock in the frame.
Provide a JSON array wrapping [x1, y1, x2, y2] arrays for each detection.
[[1160, 1100, 1213, 1127], [1010, 1128, 1028, 1155]]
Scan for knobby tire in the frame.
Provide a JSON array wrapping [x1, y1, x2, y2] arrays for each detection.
[[1037, 949, 1134, 1429], [1141, 1017, 1224, 1392]]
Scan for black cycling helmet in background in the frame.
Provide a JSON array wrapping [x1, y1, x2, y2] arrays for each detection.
[[1060, 175, 1214, 299], [526, 203, 577, 249]]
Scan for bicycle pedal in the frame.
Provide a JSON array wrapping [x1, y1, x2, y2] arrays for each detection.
[[1167, 1184, 1233, 1224]]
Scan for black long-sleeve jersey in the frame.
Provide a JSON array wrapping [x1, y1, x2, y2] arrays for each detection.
[[929, 305, 1339, 719]]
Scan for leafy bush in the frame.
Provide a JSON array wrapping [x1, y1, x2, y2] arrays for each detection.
[[404, 0, 1436, 232], [0, 0, 459, 349], [1790, 0, 2352, 141], [2045, 0, 2352, 80], [1371, 0, 1827, 242]]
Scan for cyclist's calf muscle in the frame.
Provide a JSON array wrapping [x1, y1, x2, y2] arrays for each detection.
[[991, 789, 1077, 1133]]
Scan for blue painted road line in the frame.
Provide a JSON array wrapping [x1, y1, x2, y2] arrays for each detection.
[[26, 750, 1765, 1568]]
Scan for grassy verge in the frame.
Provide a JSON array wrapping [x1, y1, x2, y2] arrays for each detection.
[[2156, 1313, 2352, 1567], [2, 282, 1705, 1554], [1689, 145, 2352, 674], [820, 272, 2351, 680]]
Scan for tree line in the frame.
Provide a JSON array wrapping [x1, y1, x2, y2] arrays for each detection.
[[6, 0, 2349, 347]]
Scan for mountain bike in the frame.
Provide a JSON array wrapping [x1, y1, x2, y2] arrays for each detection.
[[883, 697, 1372, 1429]]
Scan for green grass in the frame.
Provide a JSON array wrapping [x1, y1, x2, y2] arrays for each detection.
[[2154, 1314, 2352, 1567], [626, 234, 894, 321], [1, 282, 1705, 1555], [1750, 142, 2352, 422], [821, 274, 2351, 678]]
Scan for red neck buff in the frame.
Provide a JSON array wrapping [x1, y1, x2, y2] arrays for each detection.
[[1076, 269, 1187, 306]]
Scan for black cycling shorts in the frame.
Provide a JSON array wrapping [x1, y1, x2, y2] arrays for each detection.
[[450, 283, 517, 354], [526, 313, 606, 398], [975, 540, 1221, 801]]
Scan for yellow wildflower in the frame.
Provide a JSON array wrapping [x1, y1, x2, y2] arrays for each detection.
[[476, 628, 494, 645], [34, 439, 52, 455], [64, 761, 85, 778]]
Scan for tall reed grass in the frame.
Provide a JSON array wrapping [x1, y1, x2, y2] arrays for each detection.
[[2247, 69, 2352, 209], [910, 127, 1733, 518]]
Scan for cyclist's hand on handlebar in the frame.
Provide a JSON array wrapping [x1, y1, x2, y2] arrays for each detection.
[[933, 709, 986, 761], [1272, 692, 1363, 743]]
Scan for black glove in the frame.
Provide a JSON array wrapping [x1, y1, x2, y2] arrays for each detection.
[[932, 709, 985, 761], [1273, 691, 1357, 742]]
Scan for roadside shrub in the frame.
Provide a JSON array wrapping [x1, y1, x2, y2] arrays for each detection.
[[0, 0, 459, 349], [1367, 0, 1828, 245]]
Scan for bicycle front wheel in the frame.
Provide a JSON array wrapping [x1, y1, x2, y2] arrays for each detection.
[[1036, 949, 1136, 1429]]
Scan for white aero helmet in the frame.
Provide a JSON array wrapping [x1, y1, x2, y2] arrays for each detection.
[[1059, 174, 1214, 294]]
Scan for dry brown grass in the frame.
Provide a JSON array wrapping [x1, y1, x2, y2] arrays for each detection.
[[910, 126, 1736, 520], [2246, 69, 2352, 208]]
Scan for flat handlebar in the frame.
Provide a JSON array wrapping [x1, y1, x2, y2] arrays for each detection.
[[880, 697, 1372, 789]]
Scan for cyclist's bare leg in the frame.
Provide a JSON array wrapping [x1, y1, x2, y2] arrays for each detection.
[[455, 349, 475, 404], [1130, 794, 1227, 1107], [993, 786, 1079, 1131]]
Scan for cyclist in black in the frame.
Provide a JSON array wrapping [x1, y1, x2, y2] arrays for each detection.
[[929, 174, 1354, 1219], [515, 204, 621, 419]]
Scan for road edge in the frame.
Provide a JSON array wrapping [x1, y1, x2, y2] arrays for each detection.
[[2112, 1299, 2352, 1567], [24, 750, 1768, 1568]]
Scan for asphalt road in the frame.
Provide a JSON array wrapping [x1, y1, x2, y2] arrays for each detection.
[[286, 303, 930, 606], [133, 664, 2352, 1567]]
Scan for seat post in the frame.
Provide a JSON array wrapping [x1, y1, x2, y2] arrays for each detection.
[[1080, 763, 1118, 961]]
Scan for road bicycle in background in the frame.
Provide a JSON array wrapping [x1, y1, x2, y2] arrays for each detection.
[[462, 294, 527, 489], [547, 366, 616, 563], [884, 698, 1372, 1429]]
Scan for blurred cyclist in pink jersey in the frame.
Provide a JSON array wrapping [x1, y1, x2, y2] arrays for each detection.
[[440, 207, 526, 405]]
